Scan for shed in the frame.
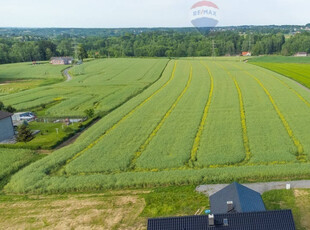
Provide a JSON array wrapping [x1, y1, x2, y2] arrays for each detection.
[[148, 210, 296, 230], [210, 182, 266, 214], [0, 111, 15, 142]]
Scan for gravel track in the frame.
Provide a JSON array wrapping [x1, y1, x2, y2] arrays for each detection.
[[196, 180, 310, 196]]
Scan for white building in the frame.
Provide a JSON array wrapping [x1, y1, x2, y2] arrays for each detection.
[[294, 52, 308, 57]]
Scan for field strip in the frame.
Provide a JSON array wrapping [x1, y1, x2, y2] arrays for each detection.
[[137, 61, 163, 81], [255, 68, 310, 108], [59, 61, 177, 171], [188, 61, 214, 165], [233, 64, 307, 162], [129, 64, 193, 170], [215, 62, 252, 164]]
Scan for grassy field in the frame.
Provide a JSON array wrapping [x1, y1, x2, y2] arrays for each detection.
[[250, 63, 310, 89], [0, 122, 82, 150], [249, 56, 310, 63], [0, 58, 169, 116], [0, 62, 66, 96], [0, 149, 41, 189], [0, 186, 208, 229], [2, 57, 310, 194], [262, 189, 310, 230]]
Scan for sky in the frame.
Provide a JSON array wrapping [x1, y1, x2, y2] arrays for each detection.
[[0, 0, 309, 28]]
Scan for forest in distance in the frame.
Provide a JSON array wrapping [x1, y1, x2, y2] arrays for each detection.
[[0, 26, 310, 64]]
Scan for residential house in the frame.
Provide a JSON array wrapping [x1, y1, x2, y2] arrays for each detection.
[[148, 182, 296, 230], [242, 51, 252, 56], [0, 111, 15, 142]]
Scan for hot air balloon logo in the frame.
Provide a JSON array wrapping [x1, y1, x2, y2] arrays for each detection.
[[190, 1, 220, 28]]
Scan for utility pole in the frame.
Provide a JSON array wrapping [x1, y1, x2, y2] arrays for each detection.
[[212, 40, 216, 58], [72, 38, 78, 61], [248, 34, 252, 51]]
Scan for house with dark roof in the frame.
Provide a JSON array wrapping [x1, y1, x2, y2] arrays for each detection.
[[147, 182, 296, 230], [148, 210, 295, 230], [0, 111, 14, 142], [210, 182, 266, 214], [50, 57, 73, 65]]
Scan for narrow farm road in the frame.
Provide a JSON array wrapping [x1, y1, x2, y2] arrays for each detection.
[[197, 180, 310, 196], [63, 67, 72, 81]]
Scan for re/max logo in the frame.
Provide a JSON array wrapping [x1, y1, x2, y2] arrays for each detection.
[[193, 9, 217, 17]]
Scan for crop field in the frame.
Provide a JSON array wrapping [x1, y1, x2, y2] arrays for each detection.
[[0, 58, 168, 116], [249, 59, 310, 89], [0, 62, 66, 96], [0, 149, 38, 187], [4, 57, 310, 194]]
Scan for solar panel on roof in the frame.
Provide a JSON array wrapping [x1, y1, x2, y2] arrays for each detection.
[[147, 210, 296, 230]]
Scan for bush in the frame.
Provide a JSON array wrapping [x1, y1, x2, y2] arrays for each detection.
[[84, 109, 95, 118], [17, 124, 33, 143]]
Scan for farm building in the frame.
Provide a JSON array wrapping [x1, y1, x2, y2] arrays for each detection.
[[148, 182, 296, 230], [242, 51, 252, 56], [294, 52, 308, 57], [0, 111, 15, 142], [50, 57, 73, 65]]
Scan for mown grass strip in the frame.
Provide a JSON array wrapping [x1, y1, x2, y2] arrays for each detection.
[[215, 62, 252, 164], [63, 61, 178, 167], [129, 64, 193, 170], [189, 61, 214, 165], [234, 64, 306, 162]]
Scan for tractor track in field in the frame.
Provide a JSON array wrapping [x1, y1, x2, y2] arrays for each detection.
[[188, 61, 214, 166], [54, 61, 310, 178], [254, 67, 310, 108], [233, 64, 307, 162], [215, 62, 252, 165], [54, 60, 176, 175], [129, 64, 193, 170]]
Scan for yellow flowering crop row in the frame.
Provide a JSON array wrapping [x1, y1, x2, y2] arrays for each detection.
[[234, 64, 306, 162], [189, 62, 214, 164], [215, 62, 252, 164], [64, 61, 178, 167], [129, 65, 193, 169], [258, 69, 310, 108]]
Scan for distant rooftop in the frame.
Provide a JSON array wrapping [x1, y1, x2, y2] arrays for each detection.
[[50, 57, 73, 61], [148, 210, 295, 230], [210, 182, 266, 214], [0, 110, 13, 120]]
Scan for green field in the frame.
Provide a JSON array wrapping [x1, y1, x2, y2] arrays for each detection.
[[0, 58, 169, 116], [249, 56, 310, 63], [0, 149, 40, 189], [249, 57, 310, 89], [0, 62, 66, 96], [0, 122, 82, 150], [3, 57, 310, 194]]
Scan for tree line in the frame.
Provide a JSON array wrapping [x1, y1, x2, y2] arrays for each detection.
[[0, 31, 310, 64]]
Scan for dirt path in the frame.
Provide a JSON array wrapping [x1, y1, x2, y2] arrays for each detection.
[[63, 67, 72, 81], [196, 180, 310, 196]]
